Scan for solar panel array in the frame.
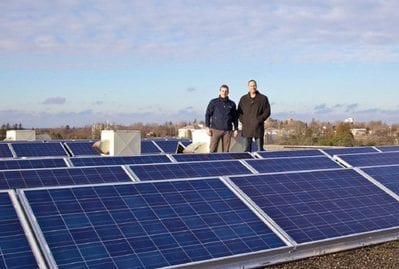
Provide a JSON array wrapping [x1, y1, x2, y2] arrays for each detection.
[[375, 145, 399, 152], [70, 154, 172, 167], [12, 142, 69, 157], [336, 152, 399, 167], [141, 140, 162, 154], [2, 141, 399, 268], [0, 144, 13, 158], [172, 152, 253, 162], [0, 166, 132, 190], [230, 169, 399, 243], [129, 160, 253, 181], [0, 191, 39, 268], [64, 141, 99, 156], [20, 179, 286, 268], [0, 158, 68, 171], [245, 156, 342, 173]]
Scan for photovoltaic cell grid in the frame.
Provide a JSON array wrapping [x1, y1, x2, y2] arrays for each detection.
[[172, 152, 254, 162], [245, 156, 342, 173], [375, 145, 399, 152], [22, 179, 286, 269], [11, 142, 69, 157], [322, 146, 378, 156], [152, 140, 179, 154], [0, 158, 68, 171], [0, 166, 132, 190], [0, 144, 13, 158], [257, 149, 324, 158], [337, 152, 399, 167], [361, 165, 399, 196], [141, 141, 162, 154], [70, 154, 172, 167], [129, 160, 254, 181], [231, 169, 399, 244], [0, 192, 38, 268], [64, 141, 99, 156]]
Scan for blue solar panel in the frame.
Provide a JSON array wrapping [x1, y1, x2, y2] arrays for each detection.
[[257, 149, 324, 158], [141, 140, 162, 154], [21, 179, 286, 268], [64, 141, 99, 156], [0, 144, 13, 158], [70, 155, 172, 167], [129, 160, 254, 181], [179, 139, 192, 147], [0, 166, 132, 190], [12, 142, 69, 157], [245, 156, 342, 173], [322, 146, 378, 156], [361, 165, 399, 196], [172, 152, 254, 162], [337, 152, 399, 167], [0, 158, 68, 171], [0, 192, 39, 268], [152, 140, 179, 154], [376, 145, 399, 152], [231, 169, 399, 244]]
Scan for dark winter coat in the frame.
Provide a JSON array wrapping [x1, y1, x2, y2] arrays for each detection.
[[205, 97, 238, 131], [238, 91, 271, 138]]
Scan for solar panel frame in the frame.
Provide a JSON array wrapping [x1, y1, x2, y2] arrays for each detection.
[[128, 160, 255, 181], [375, 145, 399, 152], [244, 156, 343, 173], [69, 154, 173, 167], [171, 152, 254, 162], [0, 158, 68, 171], [11, 142, 70, 157], [18, 179, 290, 269], [255, 149, 325, 159], [0, 190, 46, 268], [0, 165, 134, 190], [228, 169, 399, 246], [335, 151, 399, 168]]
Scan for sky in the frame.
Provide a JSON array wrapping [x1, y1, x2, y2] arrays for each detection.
[[1, 0, 399, 128]]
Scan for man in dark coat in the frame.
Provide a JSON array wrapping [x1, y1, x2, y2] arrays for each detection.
[[238, 80, 271, 152], [205, 84, 238, 152]]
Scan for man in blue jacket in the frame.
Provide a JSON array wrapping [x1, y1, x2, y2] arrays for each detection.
[[205, 84, 238, 152]]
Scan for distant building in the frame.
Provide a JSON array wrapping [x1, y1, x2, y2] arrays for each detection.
[[350, 128, 367, 136]]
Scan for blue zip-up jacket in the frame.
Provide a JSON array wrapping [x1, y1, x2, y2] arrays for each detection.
[[205, 96, 238, 131]]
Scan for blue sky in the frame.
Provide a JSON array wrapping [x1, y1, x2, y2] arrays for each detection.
[[1, 0, 399, 127]]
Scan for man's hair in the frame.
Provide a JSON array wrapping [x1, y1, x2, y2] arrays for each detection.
[[248, 79, 257, 86], [220, 84, 229, 91]]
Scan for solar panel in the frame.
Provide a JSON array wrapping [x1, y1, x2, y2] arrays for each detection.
[[375, 145, 399, 152], [172, 152, 254, 162], [336, 152, 399, 167], [141, 140, 162, 154], [20, 179, 286, 268], [0, 191, 40, 268], [361, 165, 399, 196], [245, 156, 342, 173], [64, 141, 99, 156], [322, 146, 378, 156], [70, 154, 172, 167], [0, 158, 68, 171], [0, 144, 13, 158], [230, 169, 399, 244], [152, 140, 179, 154], [0, 166, 132, 190], [257, 149, 324, 158], [129, 160, 254, 181], [179, 139, 192, 147], [11, 142, 69, 157]]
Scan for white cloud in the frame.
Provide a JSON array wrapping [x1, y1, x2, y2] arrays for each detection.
[[41, 97, 66, 105]]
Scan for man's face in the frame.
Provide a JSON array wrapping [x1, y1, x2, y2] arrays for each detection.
[[220, 87, 229, 98], [248, 81, 257, 94]]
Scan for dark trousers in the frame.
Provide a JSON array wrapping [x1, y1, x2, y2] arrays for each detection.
[[209, 129, 232, 152], [244, 136, 265, 152]]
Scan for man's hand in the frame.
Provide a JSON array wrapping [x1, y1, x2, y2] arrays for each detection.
[[233, 130, 238, 137], [207, 128, 212, 136]]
